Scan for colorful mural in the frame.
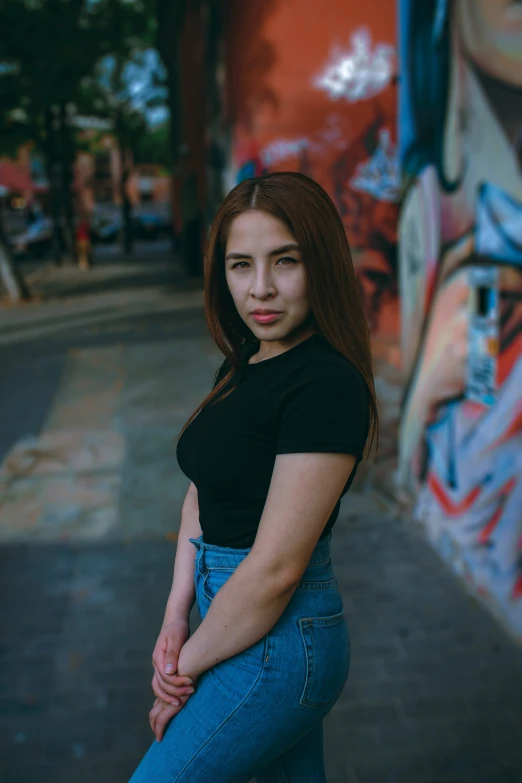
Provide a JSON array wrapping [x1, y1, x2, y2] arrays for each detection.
[[398, 0, 522, 638], [225, 0, 399, 336]]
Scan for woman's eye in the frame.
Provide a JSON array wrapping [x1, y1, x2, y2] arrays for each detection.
[[231, 257, 298, 269]]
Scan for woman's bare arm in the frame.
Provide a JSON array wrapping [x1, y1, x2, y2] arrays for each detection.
[[150, 482, 201, 713], [176, 452, 356, 680], [163, 482, 202, 624]]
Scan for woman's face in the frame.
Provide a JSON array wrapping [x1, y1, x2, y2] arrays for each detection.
[[457, 0, 522, 86], [224, 210, 312, 343]]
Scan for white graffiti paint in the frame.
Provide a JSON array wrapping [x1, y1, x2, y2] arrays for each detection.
[[350, 128, 401, 202], [261, 138, 311, 167], [313, 27, 395, 102]]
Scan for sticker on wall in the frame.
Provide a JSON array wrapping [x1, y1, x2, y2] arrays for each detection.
[[467, 266, 499, 407]]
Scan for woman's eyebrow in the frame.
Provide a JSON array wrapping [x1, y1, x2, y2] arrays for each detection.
[[269, 243, 300, 256], [225, 243, 300, 261]]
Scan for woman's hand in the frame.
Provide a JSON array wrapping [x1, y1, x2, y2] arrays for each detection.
[[149, 636, 201, 741], [149, 695, 192, 742], [151, 618, 195, 706]]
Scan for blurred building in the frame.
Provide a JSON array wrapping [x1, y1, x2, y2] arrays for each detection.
[[74, 133, 170, 215], [1, 130, 170, 240]]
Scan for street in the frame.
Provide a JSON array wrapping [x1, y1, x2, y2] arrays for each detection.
[[0, 245, 521, 783]]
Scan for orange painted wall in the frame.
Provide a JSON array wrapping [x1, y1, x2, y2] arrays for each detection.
[[226, 0, 398, 337]]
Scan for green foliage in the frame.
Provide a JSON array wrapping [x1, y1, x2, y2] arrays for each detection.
[[0, 0, 159, 154], [134, 122, 171, 168], [77, 48, 167, 159]]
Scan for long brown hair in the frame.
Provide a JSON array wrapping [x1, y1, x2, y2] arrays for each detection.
[[177, 171, 379, 457]]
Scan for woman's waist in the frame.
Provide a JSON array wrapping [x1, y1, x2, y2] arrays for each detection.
[[189, 532, 334, 585]]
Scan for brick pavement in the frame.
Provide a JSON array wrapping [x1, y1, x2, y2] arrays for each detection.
[[1, 512, 522, 783], [1, 248, 521, 782]]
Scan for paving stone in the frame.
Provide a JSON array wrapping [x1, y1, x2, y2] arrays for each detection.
[[1, 255, 521, 783]]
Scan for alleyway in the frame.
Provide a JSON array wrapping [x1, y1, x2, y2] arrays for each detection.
[[1, 247, 521, 783]]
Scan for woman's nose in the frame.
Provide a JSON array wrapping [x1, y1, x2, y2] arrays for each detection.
[[250, 270, 276, 297]]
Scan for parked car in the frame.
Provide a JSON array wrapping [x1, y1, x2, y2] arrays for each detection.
[[132, 213, 160, 240], [91, 209, 172, 244], [132, 212, 172, 240], [91, 213, 122, 244]]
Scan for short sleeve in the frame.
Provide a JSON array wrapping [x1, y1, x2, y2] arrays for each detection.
[[275, 360, 370, 458]]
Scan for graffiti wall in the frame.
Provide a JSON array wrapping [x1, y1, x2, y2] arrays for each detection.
[[224, 0, 399, 337], [398, 0, 522, 638]]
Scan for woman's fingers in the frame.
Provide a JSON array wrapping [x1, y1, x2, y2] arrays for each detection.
[[157, 670, 193, 688], [152, 671, 182, 707], [149, 698, 166, 736], [154, 702, 178, 741], [153, 668, 195, 700], [149, 698, 177, 737], [149, 698, 182, 741], [149, 692, 195, 741]]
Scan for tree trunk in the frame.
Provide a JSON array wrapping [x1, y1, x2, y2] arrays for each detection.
[[157, 0, 186, 255], [203, 0, 226, 228], [59, 103, 78, 265], [44, 106, 65, 265], [120, 147, 133, 257]]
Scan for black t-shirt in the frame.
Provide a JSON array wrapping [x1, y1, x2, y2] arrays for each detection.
[[176, 333, 370, 548]]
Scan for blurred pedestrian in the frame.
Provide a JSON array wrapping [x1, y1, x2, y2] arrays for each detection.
[[25, 202, 39, 227], [129, 172, 378, 783], [76, 213, 92, 270]]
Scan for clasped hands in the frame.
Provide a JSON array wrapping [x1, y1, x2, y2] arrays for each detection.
[[150, 618, 200, 742]]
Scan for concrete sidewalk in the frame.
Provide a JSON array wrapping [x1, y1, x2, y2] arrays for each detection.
[[1, 513, 521, 783], [1, 249, 521, 782]]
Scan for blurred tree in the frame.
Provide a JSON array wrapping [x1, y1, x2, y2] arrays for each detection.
[[155, 0, 220, 274], [0, 0, 157, 269], [134, 122, 172, 169], [156, 0, 185, 169], [153, 0, 277, 273], [155, 0, 186, 252], [78, 49, 166, 256]]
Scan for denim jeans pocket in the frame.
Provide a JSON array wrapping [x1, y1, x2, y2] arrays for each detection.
[[298, 610, 351, 710], [202, 567, 235, 602]]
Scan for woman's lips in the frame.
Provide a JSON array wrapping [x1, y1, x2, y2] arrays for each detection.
[[251, 312, 282, 324]]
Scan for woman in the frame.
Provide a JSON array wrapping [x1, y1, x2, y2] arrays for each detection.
[[129, 172, 378, 783]]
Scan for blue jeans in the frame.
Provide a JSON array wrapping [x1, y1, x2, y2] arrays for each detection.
[[129, 533, 350, 782]]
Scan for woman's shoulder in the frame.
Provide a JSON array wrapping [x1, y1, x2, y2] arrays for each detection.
[[300, 334, 367, 381], [276, 336, 371, 457], [284, 335, 369, 407]]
